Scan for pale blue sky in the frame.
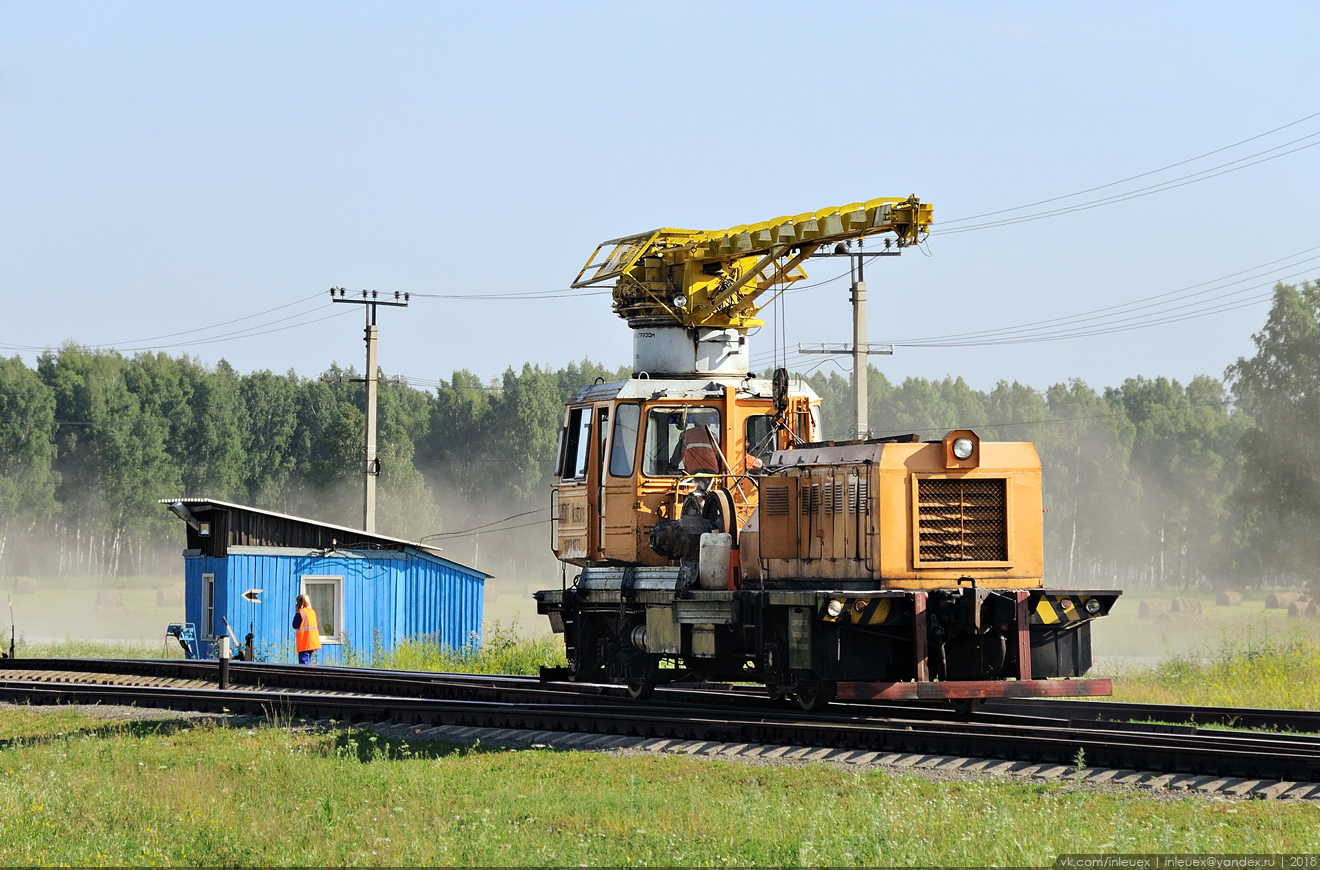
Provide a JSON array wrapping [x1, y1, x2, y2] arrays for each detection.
[[3, 2, 1317, 392]]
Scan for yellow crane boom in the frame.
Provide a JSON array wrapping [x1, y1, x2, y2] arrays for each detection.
[[573, 195, 932, 331]]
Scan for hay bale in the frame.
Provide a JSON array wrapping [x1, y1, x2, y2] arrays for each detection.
[[1266, 592, 1300, 609], [94, 589, 124, 608], [1215, 590, 1242, 607], [1288, 600, 1305, 617], [156, 584, 184, 608], [1308, 601, 1320, 618], [1170, 597, 1203, 615], [1138, 599, 1170, 620], [11, 577, 35, 595]]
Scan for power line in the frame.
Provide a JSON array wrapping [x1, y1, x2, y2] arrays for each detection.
[[409, 289, 610, 300], [940, 110, 1320, 226], [888, 269, 1317, 348], [745, 245, 1320, 362], [936, 135, 1320, 235], [868, 398, 1235, 439], [880, 245, 1320, 347], [431, 518, 551, 538], [0, 300, 350, 354], [85, 293, 326, 349], [420, 508, 550, 540]]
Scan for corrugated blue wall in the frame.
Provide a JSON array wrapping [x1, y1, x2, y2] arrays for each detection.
[[183, 548, 483, 665]]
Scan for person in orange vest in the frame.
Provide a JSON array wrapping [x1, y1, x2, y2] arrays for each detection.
[[293, 594, 321, 665]]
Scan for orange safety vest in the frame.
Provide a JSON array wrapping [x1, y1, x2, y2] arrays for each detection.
[[296, 606, 322, 653], [681, 426, 720, 475]]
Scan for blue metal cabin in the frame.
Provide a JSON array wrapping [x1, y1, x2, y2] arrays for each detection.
[[160, 498, 487, 664]]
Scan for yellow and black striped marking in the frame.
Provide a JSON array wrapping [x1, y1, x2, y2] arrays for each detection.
[[820, 597, 901, 625], [1033, 593, 1094, 625]]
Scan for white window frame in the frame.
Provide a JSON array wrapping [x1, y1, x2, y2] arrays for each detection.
[[300, 575, 344, 645], [202, 573, 215, 639]]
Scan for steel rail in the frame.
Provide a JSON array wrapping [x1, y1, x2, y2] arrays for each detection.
[[978, 698, 1320, 734], [5, 657, 1320, 735], [1, 671, 1318, 781]]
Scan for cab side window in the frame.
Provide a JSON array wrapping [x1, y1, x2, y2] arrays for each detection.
[[609, 404, 640, 477], [745, 414, 775, 463], [560, 407, 592, 480]]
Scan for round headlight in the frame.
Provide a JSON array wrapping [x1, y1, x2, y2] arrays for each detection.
[[826, 599, 844, 618], [1085, 598, 1102, 615], [673, 294, 688, 309], [952, 437, 974, 460]]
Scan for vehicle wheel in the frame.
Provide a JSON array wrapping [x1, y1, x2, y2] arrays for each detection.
[[766, 687, 788, 703], [626, 680, 655, 700], [793, 680, 836, 713], [623, 653, 658, 701], [949, 698, 983, 717]]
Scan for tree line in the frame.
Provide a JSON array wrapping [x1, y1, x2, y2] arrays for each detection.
[[1, 281, 1317, 592]]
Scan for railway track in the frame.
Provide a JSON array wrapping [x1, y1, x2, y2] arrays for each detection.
[[2, 658, 1319, 788]]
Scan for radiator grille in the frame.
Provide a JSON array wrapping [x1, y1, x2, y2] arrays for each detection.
[[916, 477, 1008, 563]]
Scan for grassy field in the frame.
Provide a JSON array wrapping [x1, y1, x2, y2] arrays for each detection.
[[1091, 588, 1320, 659], [0, 707, 1316, 866], [6, 578, 184, 641], [1107, 629, 1320, 709]]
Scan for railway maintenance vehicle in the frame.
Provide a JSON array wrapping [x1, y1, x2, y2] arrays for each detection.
[[536, 196, 1120, 711]]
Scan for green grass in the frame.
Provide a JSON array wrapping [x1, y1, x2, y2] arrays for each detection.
[[1110, 628, 1320, 710], [11, 637, 184, 659], [0, 708, 1314, 866], [343, 620, 567, 675]]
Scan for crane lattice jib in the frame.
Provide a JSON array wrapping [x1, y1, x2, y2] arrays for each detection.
[[572, 196, 932, 330]]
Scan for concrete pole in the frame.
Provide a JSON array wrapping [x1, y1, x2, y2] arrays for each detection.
[[364, 307, 379, 534], [852, 264, 868, 439]]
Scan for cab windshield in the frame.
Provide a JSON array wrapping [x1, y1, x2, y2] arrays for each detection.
[[641, 406, 722, 477]]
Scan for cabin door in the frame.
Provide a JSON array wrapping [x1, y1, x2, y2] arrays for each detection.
[[587, 405, 611, 559]]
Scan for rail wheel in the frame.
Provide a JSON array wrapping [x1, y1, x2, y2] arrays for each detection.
[[623, 654, 658, 701], [794, 679, 836, 713], [626, 680, 655, 700], [949, 698, 983, 717]]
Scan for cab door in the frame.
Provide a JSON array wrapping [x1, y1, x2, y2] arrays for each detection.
[[586, 404, 610, 559], [602, 402, 642, 563]]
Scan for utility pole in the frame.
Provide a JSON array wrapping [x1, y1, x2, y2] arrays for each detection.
[[328, 287, 409, 533], [798, 241, 901, 439]]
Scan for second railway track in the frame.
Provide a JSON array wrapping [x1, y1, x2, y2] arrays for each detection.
[[2, 658, 1319, 784]]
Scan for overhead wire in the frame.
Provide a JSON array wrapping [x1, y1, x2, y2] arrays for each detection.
[[936, 131, 1320, 235], [868, 397, 1236, 439], [745, 243, 1320, 362], [420, 508, 551, 540], [940, 110, 1320, 226], [0, 298, 351, 354], [881, 245, 1320, 346]]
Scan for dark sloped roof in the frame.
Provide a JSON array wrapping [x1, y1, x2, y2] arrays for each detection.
[[158, 497, 488, 578]]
